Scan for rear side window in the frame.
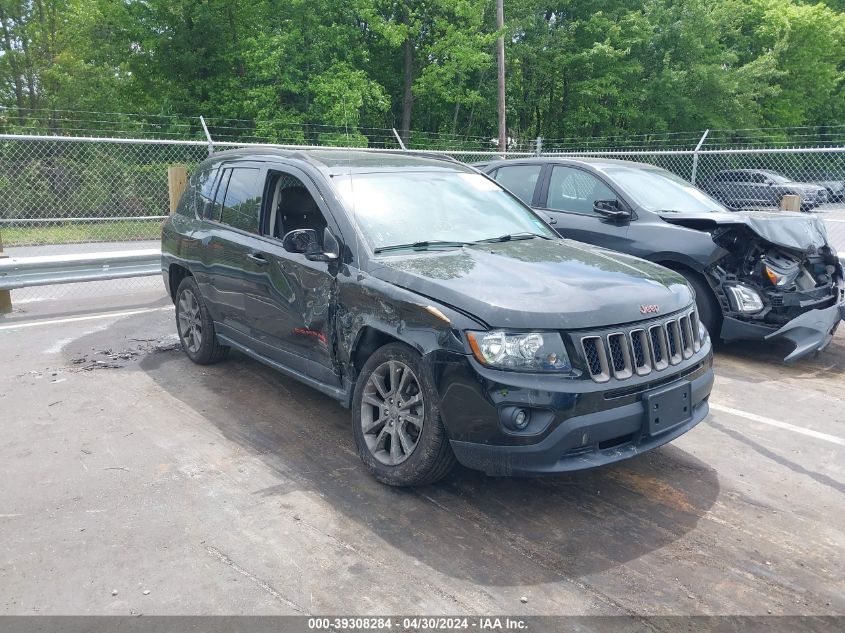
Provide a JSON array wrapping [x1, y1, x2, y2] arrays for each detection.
[[196, 166, 220, 218], [493, 165, 542, 205], [219, 167, 263, 233]]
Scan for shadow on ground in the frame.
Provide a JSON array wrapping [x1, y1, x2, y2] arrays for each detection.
[[136, 341, 720, 586], [713, 329, 845, 382]]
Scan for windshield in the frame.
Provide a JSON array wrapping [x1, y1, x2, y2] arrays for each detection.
[[762, 171, 791, 184], [332, 171, 555, 251], [603, 166, 727, 213]]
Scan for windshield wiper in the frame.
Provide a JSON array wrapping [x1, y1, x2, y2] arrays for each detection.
[[373, 240, 471, 254], [474, 232, 551, 244]]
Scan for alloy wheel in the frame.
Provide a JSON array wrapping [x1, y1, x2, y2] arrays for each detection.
[[360, 360, 425, 465], [177, 289, 203, 354]]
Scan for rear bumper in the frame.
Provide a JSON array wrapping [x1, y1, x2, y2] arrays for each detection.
[[448, 368, 714, 477]]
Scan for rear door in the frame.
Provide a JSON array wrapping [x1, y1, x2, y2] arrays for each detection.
[[746, 172, 772, 206], [489, 163, 544, 206], [198, 162, 268, 341], [536, 165, 633, 250]]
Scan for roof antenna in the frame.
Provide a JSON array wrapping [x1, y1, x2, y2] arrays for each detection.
[[392, 128, 407, 151]]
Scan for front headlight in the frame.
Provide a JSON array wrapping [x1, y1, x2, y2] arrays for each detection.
[[726, 284, 764, 313], [466, 330, 572, 372]]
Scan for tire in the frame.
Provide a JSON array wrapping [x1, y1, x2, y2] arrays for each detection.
[[677, 270, 722, 341], [175, 276, 229, 365], [351, 342, 455, 486]]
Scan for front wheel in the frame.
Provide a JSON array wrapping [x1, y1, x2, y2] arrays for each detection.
[[351, 342, 455, 486], [678, 271, 722, 341]]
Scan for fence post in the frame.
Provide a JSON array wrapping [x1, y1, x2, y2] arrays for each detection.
[[168, 165, 189, 215], [0, 230, 11, 314], [690, 129, 710, 185], [392, 128, 407, 151], [535, 137, 543, 156], [199, 116, 214, 156]]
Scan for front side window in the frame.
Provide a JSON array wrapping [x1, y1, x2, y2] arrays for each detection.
[[762, 171, 790, 184], [546, 166, 617, 215], [493, 165, 542, 205], [333, 171, 554, 251], [219, 167, 262, 233], [266, 171, 328, 239]]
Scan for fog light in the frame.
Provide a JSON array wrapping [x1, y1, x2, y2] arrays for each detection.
[[512, 408, 530, 430]]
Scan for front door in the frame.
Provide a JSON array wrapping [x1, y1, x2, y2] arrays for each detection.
[[537, 165, 633, 251], [242, 167, 340, 387]]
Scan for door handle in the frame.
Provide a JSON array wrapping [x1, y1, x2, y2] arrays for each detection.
[[247, 252, 269, 266]]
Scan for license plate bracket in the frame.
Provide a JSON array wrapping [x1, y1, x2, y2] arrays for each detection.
[[643, 381, 692, 436]]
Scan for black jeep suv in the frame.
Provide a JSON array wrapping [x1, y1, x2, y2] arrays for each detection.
[[162, 149, 713, 486]]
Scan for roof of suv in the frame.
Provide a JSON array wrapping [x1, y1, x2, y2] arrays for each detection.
[[207, 147, 473, 175], [476, 156, 665, 171]]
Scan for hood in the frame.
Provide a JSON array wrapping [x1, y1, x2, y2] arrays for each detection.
[[370, 239, 693, 330], [657, 210, 829, 253]]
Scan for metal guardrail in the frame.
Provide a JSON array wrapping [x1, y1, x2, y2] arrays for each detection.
[[0, 249, 161, 291]]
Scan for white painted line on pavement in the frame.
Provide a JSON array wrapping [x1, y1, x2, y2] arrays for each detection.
[[0, 306, 173, 331], [710, 402, 845, 447]]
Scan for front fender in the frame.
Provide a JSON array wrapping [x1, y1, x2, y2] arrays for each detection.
[[334, 271, 483, 389]]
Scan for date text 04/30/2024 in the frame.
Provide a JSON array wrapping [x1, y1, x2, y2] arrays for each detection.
[[306, 617, 528, 630]]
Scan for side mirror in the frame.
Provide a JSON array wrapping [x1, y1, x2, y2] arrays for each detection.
[[593, 199, 631, 220], [282, 228, 317, 254], [282, 228, 339, 262]]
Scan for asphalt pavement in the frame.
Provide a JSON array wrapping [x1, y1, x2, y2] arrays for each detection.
[[0, 285, 842, 618]]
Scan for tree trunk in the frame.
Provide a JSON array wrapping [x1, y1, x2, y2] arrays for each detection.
[[0, 6, 26, 118], [400, 32, 413, 143], [496, 0, 506, 153]]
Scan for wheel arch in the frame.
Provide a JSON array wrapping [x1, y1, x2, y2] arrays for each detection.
[[349, 326, 421, 375], [168, 263, 193, 303]]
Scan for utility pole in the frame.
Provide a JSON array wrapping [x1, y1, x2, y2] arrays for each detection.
[[496, 0, 506, 154]]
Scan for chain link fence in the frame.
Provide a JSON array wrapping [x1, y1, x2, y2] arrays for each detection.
[[2, 122, 844, 306]]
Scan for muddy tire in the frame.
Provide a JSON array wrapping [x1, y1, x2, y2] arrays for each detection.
[[351, 342, 455, 486], [679, 271, 722, 341], [175, 277, 229, 365]]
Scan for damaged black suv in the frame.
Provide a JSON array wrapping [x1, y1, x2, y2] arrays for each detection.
[[476, 158, 845, 362], [162, 149, 713, 486]]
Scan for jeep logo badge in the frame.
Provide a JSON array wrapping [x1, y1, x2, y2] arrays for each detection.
[[640, 304, 660, 314]]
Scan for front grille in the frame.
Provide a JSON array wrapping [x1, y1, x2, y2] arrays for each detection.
[[582, 336, 606, 380], [607, 333, 633, 379], [580, 308, 702, 383]]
